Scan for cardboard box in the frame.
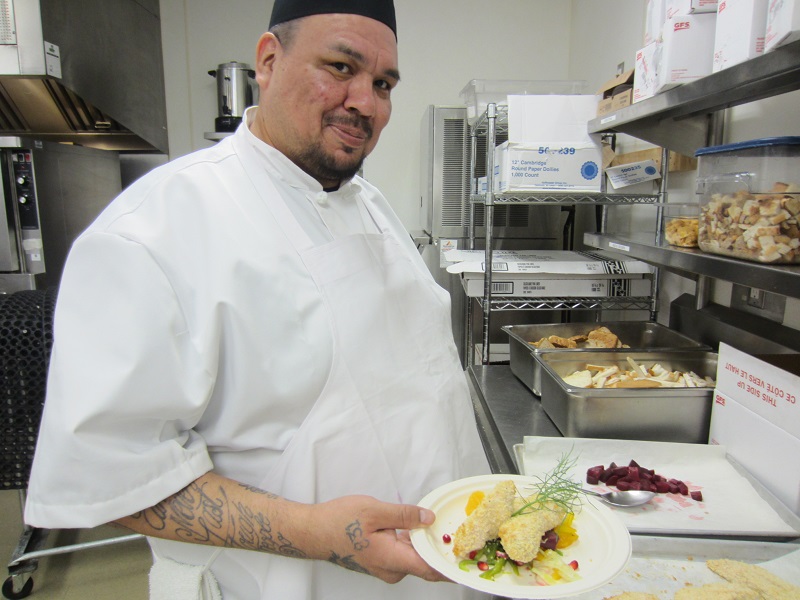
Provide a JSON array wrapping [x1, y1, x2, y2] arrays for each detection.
[[765, 0, 800, 51], [493, 141, 603, 193], [713, 0, 768, 72], [634, 42, 660, 103], [645, 0, 667, 44], [666, 0, 718, 16], [596, 70, 635, 117], [709, 389, 800, 515], [657, 13, 717, 92], [714, 342, 800, 438], [507, 95, 598, 143], [459, 275, 653, 298], [611, 147, 697, 172], [444, 250, 653, 297]]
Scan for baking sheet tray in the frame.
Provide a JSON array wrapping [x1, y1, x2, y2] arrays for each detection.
[[569, 537, 800, 599], [514, 437, 800, 539]]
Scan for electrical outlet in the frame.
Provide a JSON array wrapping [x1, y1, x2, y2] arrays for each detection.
[[731, 284, 786, 322], [747, 287, 765, 309]]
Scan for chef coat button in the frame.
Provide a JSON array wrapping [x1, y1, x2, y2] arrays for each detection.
[[315, 192, 328, 205]]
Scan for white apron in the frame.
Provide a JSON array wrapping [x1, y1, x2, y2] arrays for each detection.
[[150, 133, 491, 600]]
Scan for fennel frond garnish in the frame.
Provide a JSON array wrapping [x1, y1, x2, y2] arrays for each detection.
[[512, 450, 582, 517]]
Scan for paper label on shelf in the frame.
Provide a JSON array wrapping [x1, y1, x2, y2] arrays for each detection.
[[44, 41, 61, 78], [606, 159, 661, 188]]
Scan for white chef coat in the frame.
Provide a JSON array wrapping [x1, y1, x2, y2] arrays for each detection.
[[25, 108, 491, 599]]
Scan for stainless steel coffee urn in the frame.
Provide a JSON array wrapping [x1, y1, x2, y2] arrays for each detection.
[[208, 61, 258, 132]]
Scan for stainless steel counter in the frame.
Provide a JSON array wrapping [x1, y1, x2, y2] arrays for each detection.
[[467, 364, 561, 474]]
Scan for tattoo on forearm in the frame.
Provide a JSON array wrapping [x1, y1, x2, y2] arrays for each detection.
[[128, 481, 306, 559], [237, 483, 279, 499], [345, 520, 370, 551], [328, 551, 370, 575]]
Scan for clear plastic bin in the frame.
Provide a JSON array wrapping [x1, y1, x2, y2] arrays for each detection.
[[459, 79, 586, 122], [662, 203, 700, 248], [695, 137, 800, 263]]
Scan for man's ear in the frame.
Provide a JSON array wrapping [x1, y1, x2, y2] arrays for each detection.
[[254, 32, 280, 89]]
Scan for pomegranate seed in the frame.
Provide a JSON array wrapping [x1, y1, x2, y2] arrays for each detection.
[[477, 561, 489, 571], [468, 550, 478, 560], [441, 533, 451, 544], [569, 560, 579, 570]]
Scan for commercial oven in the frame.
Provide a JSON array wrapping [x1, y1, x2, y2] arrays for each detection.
[[0, 136, 120, 293]]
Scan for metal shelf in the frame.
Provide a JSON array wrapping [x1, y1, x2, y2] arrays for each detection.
[[470, 192, 658, 205], [584, 231, 800, 299], [482, 296, 653, 311], [587, 39, 800, 156]]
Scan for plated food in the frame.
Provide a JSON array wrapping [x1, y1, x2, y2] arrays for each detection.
[[409, 470, 632, 598]]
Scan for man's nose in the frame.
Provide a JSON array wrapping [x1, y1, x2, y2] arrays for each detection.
[[344, 75, 376, 117]]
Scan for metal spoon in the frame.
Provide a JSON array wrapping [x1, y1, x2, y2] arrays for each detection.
[[583, 488, 655, 508]]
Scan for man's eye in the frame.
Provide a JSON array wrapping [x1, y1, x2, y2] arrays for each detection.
[[332, 62, 351, 74], [375, 80, 392, 92]]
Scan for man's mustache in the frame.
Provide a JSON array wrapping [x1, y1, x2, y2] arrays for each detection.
[[324, 114, 373, 140]]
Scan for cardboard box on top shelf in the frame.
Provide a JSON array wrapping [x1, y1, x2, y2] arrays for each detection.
[[657, 13, 717, 92], [666, 0, 718, 17], [596, 70, 635, 117], [633, 42, 660, 102], [494, 95, 604, 193], [765, 0, 800, 51], [713, 0, 768, 72], [611, 147, 698, 172], [709, 389, 800, 516], [645, 0, 667, 44]]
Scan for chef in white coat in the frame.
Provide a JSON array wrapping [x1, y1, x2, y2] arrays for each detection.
[[25, 0, 491, 598]]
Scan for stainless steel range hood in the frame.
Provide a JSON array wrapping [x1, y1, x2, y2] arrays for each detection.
[[0, 0, 168, 153]]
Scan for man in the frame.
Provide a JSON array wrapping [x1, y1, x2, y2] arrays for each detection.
[[24, 0, 490, 598]]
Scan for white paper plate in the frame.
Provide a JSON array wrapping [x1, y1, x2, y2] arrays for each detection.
[[409, 474, 632, 599]]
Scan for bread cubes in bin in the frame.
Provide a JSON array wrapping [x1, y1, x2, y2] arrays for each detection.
[[695, 137, 800, 263]]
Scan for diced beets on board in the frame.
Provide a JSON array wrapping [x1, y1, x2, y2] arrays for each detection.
[[585, 459, 702, 501]]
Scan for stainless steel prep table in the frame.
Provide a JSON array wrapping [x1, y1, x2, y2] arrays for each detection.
[[467, 364, 561, 474]]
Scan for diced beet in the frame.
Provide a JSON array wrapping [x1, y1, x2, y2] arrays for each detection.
[[586, 475, 599, 485], [616, 480, 631, 491], [628, 467, 640, 481], [600, 467, 614, 482], [678, 482, 689, 495], [587, 465, 604, 481], [629, 459, 640, 468], [540, 529, 559, 550], [629, 481, 641, 491], [690, 491, 703, 501], [655, 481, 671, 493], [609, 462, 618, 469], [614, 466, 629, 477], [669, 478, 680, 485], [668, 483, 679, 494], [653, 474, 665, 482], [607, 475, 620, 486]]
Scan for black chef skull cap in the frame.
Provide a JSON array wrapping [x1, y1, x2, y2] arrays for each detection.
[[269, 0, 397, 38]]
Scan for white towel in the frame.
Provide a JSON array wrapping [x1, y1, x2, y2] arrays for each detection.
[[149, 554, 223, 600]]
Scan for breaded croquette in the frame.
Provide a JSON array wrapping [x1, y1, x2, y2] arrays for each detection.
[[674, 582, 759, 600], [706, 559, 800, 600], [498, 501, 565, 563], [452, 480, 516, 558]]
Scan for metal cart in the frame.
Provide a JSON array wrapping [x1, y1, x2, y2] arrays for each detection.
[[1, 288, 142, 599]]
